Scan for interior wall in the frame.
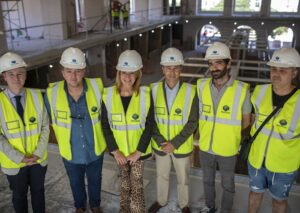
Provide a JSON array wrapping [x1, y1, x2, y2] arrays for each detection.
[[62, 0, 77, 37], [84, 0, 106, 31], [1, 0, 44, 39], [40, 0, 65, 39], [0, 3, 7, 54], [132, 0, 149, 23], [149, 0, 163, 20]]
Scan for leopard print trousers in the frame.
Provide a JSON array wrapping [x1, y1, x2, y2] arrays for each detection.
[[119, 160, 145, 213]]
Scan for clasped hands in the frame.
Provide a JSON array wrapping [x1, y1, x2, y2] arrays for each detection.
[[22, 154, 39, 166]]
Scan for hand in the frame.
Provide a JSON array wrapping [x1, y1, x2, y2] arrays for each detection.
[[22, 155, 39, 166], [112, 150, 127, 165], [127, 151, 141, 165], [161, 142, 175, 154]]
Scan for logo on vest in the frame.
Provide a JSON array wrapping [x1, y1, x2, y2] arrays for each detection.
[[279, 119, 287, 126], [29, 117, 36, 123], [175, 108, 182, 114], [91, 106, 98, 112], [132, 114, 139, 120], [222, 105, 230, 112]]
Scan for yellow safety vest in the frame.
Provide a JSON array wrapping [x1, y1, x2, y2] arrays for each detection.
[[46, 78, 106, 160], [0, 89, 47, 169], [112, 10, 120, 17], [122, 10, 129, 18], [103, 86, 151, 157], [197, 78, 249, 156], [249, 84, 300, 173], [151, 82, 195, 155]]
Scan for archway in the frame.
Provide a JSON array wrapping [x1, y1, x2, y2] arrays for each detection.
[[196, 24, 221, 50], [268, 26, 294, 49], [236, 25, 257, 49]]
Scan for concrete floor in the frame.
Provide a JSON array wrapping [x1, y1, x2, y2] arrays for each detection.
[[0, 144, 300, 213]]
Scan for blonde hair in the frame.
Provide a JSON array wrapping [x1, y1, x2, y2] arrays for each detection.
[[115, 70, 142, 96]]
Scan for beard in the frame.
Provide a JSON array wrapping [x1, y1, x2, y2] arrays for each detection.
[[211, 67, 229, 79]]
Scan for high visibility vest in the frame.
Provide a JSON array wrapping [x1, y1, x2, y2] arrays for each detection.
[[103, 86, 151, 157], [0, 89, 47, 169], [122, 10, 129, 18], [46, 78, 106, 160], [197, 78, 249, 156], [249, 84, 300, 173], [151, 82, 195, 155], [112, 10, 120, 17]]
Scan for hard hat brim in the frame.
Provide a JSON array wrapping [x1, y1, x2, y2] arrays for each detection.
[[267, 61, 298, 68], [60, 61, 86, 69], [116, 65, 143, 72], [205, 56, 232, 60], [0, 63, 27, 73], [160, 61, 183, 66]]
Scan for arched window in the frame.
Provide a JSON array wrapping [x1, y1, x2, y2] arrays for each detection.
[[268, 27, 294, 49]]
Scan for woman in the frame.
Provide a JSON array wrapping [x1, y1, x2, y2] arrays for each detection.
[[102, 50, 153, 213]]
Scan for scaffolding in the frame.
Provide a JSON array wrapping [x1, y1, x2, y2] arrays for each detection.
[[1, 0, 29, 40]]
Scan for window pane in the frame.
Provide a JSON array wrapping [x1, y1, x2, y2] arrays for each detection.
[[199, 0, 224, 12], [271, 0, 299, 12], [234, 0, 262, 12], [176, 0, 181, 6]]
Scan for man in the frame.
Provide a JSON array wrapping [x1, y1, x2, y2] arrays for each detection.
[[44, 47, 106, 213], [197, 42, 251, 213], [148, 47, 198, 213], [0, 52, 49, 213], [248, 48, 300, 213]]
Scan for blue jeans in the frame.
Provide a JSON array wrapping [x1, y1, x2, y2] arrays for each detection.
[[63, 155, 104, 209], [248, 162, 298, 200]]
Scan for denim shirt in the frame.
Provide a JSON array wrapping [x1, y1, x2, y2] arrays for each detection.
[[44, 80, 99, 164]]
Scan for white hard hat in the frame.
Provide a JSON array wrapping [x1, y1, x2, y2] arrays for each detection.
[[160, 47, 184, 66], [116, 50, 143, 72], [0, 52, 27, 73], [267, 48, 300, 68], [205, 42, 231, 60], [60, 47, 86, 69]]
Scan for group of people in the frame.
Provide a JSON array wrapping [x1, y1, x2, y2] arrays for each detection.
[[112, 1, 129, 29], [0, 41, 299, 213]]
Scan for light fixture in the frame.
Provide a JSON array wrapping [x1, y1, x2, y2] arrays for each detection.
[[292, 23, 295, 27], [175, 21, 178, 24], [234, 22, 237, 25], [261, 22, 264, 25], [168, 23, 172, 27], [185, 20, 189, 23], [161, 26, 164, 30], [124, 37, 127, 41], [116, 43, 120, 47], [139, 33, 142, 37], [151, 30, 155, 33], [49, 64, 53, 68], [209, 21, 212, 25]]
